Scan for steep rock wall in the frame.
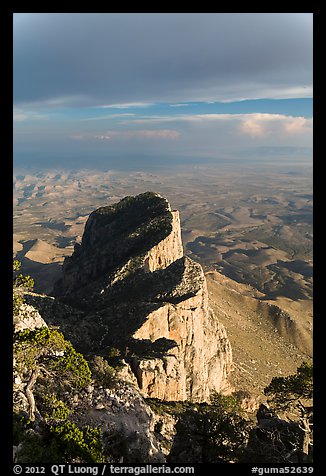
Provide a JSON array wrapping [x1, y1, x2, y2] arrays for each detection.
[[54, 192, 233, 402], [143, 211, 183, 272], [132, 264, 232, 402]]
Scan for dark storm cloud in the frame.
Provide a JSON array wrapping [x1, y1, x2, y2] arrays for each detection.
[[13, 13, 312, 107]]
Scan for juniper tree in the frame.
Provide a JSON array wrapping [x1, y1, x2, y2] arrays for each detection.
[[263, 362, 313, 462]]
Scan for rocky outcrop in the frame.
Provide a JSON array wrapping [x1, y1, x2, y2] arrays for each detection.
[[54, 192, 177, 297], [143, 211, 183, 272], [13, 300, 48, 333], [70, 381, 167, 463], [54, 192, 233, 402], [131, 264, 232, 401], [12, 301, 168, 464]]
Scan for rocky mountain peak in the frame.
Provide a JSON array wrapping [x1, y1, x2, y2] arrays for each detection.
[[55, 191, 183, 297], [53, 192, 233, 402]]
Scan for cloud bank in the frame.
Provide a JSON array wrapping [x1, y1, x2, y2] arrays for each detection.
[[13, 14, 313, 169], [14, 13, 312, 107], [93, 129, 180, 140]]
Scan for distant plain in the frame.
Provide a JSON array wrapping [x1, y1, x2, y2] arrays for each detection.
[[13, 161, 313, 394]]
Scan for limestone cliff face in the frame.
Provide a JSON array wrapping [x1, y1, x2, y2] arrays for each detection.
[[132, 262, 232, 401], [54, 192, 233, 402], [143, 211, 183, 273]]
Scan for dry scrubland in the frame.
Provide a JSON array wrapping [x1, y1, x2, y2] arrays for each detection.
[[13, 165, 312, 395]]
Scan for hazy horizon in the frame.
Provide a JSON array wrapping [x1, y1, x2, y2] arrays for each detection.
[[14, 13, 312, 172]]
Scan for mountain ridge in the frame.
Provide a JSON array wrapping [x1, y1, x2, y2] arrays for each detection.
[[51, 192, 233, 402]]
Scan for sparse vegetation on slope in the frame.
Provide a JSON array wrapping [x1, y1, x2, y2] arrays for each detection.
[[245, 363, 313, 463], [13, 261, 106, 463], [147, 393, 251, 463], [13, 260, 34, 315], [13, 184, 313, 464]]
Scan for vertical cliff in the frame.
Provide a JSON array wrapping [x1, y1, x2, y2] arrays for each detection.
[[132, 259, 232, 401], [54, 192, 233, 402], [143, 211, 183, 272]]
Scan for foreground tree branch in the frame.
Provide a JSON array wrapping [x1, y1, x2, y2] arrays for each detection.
[[25, 368, 40, 422]]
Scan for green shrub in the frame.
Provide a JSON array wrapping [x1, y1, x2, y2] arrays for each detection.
[[13, 260, 34, 316], [50, 421, 105, 463], [39, 395, 70, 422], [14, 328, 91, 391], [264, 361, 313, 411], [49, 341, 92, 390], [90, 355, 116, 387]]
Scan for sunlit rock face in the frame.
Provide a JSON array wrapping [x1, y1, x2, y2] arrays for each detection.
[[54, 192, 233, 402]]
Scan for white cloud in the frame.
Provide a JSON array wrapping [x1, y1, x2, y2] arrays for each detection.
[[214, 86, 313, 103], [13, 110, 28, 122], [96, 102, 155, 109], [122, 112, 312, 138], [95, 129, 180, 139], [81, 113, 136, 121], [14, 95, 89, 110], [13, 108, 47, 122], [95, 135, 113, 140], [284, 116, 311, 133], [71, 129, 181, 141], [134, 129, 180, 138], [121, 112, 285, 124], [255, 86, 313, 101], [238, 114, 313, 138], [239, 118, 269, 138], [169, 103, 191, 107]]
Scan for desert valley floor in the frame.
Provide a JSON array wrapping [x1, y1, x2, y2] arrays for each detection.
[[13, 163, 313, 397]]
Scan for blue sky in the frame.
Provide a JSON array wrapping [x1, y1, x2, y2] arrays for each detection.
[[13, 13, 313, 170]]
